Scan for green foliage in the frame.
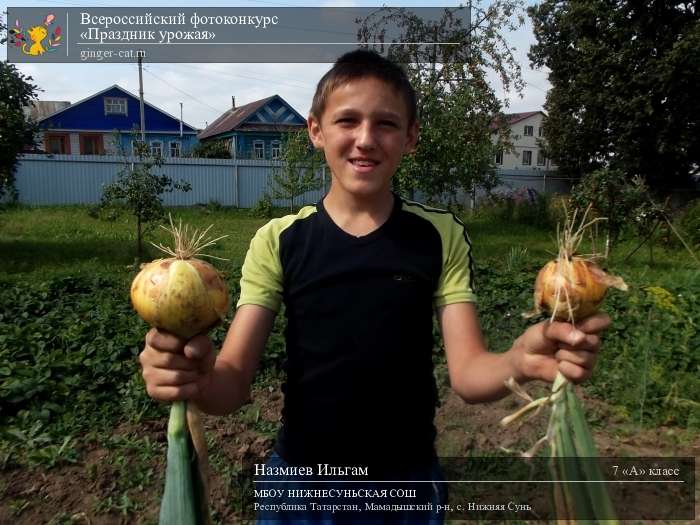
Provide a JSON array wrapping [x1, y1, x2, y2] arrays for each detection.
[[250, 193, 274, 219], [570, 168, 650, 250], [189, 140, 231, 159], [528, 1, 700, 189], [675, 199, 700, 250], [0, 276, 155, 467], [481, 187, 554, 228], [99, 139, 192, 259], [357, 2, 525, 200], [269, 130, 323, 212], [0, 21, 39, 201], [587, 284, 700, 429]]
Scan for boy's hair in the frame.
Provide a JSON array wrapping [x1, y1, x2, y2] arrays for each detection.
[[310, 49, 417, 125]]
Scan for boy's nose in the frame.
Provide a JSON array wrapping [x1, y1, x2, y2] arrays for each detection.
[[355, 122, 377, 149]]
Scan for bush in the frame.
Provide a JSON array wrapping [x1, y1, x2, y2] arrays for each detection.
[[481, 187, 554, 228], [189, 140, 231, 159], [250, 193, 274, 219]]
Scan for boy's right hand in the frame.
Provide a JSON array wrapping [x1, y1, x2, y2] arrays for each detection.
[[139, 328, 215, 402]]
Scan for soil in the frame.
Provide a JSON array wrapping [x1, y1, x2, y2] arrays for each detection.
[[1, 384, 697, 525]]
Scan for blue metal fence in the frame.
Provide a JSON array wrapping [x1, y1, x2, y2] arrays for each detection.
[[13, 154, 567, 207]]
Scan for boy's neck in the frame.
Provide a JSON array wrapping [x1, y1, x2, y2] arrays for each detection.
[[322, 187, 395, 237]]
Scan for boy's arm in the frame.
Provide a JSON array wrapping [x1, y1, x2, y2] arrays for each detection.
[[193, 304, 275, 415], [437, 302, 610, 404]]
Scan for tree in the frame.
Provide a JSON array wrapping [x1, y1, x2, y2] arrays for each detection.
[[100, 138, 191, 259], [189, 140, 231, 159], [529, 1, 700, 190], [356, 2, 525, 203], [269, 129, 323, 212], [0, 21, 39, 200]]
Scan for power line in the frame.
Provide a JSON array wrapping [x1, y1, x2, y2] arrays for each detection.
[[138, 64, 228, 116]]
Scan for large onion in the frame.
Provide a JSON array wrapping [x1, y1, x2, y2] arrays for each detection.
[[130, 218, 230, 339], [532, 256, 627, 322], [526, 207, 627, 323]]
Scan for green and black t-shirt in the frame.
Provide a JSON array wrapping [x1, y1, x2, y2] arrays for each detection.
[[238, 193, 476, 465]]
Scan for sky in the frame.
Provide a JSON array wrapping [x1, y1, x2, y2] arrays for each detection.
[[1, 1, 550, 130]]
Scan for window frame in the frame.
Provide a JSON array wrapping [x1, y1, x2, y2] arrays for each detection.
[[169, 141, 181, 158], [44, 133, 71, 154], [79, 133, 104, 155], [104, 97, 128, 116], [495, 149, 503, 165], [271, 140, 281, 160], [522, 150, 532, 166], [524, 125, 534, 137], [150, 140, 163, 158], [253, 140, 265, 159]]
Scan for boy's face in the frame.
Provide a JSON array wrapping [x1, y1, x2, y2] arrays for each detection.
[[308, 77, 418, 198]]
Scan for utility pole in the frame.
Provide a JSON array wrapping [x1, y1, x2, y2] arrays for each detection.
[[138, 55, 146, 142]]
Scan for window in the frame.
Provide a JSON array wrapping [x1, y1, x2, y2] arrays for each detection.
[[271, 140, 281, 160], [44, 133, 70, 154], [522, 150, 532, 165], [150, 141, 162, 157], [538, 126, 544, 137], [79, 134, 103, 155], [537, 151, 546, 166], [253, 140, 264, 159], [495, 149, 503, 165], [104, 97, 128, 116], [524, 125, 534, 136], [169, 141, 181, 157]]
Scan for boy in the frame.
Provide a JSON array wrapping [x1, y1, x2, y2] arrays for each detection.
[[139, 50, 610, 522]]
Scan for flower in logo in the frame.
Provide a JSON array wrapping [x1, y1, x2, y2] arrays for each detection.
[[11, 13, 62, 56]]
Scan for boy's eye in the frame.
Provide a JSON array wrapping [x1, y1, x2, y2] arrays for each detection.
[[379, 120, 399, 128], [335, 117, 355, 125]]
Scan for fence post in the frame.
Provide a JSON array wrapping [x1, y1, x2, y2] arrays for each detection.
[[234, 163, 239, 208]]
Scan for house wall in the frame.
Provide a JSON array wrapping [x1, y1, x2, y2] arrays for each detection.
[[495, 113, 558, 171], [36, 131, 198, 156]]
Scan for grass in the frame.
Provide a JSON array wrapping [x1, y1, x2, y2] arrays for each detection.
[[0, 205, 269, 283]]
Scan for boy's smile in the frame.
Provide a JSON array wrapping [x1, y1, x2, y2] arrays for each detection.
[[308, 77, 418, 198]]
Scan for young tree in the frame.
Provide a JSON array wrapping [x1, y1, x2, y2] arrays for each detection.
[[529, 1, 700, 190], [357, 2, 525, 203], [0, 21, 39, 201], [269, 129, 323, 212], [100, 138, 191, 259]]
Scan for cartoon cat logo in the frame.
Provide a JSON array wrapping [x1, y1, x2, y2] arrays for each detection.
[[10, 14, 62, 56]]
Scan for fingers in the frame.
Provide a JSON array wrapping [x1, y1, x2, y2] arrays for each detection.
[[575, 313, 611, 334], [145, 327, 187, 354], [543, 317, 607, 350], [140, 329, 215, 402]]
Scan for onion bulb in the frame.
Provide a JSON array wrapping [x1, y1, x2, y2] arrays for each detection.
[[130, 217, 230, 339], [526, 206, 628, 323]]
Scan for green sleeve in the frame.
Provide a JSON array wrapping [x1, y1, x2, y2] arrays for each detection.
[[434, 217, 477, 307], [236, 220, 284, 313]]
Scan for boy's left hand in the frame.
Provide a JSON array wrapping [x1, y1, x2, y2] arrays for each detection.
[[512, 313, 611, 384]]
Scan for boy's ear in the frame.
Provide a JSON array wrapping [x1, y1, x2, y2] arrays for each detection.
[[404, 120, 419, 154], [307, 116, 324, 150]]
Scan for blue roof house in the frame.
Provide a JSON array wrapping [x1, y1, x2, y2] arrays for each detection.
[[37, 85, 199, 157], [198, 95, 306, 159]]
